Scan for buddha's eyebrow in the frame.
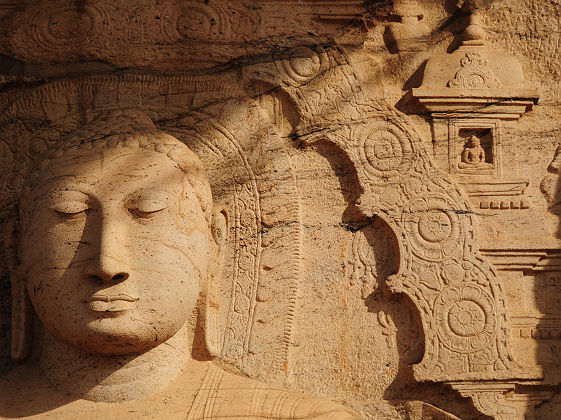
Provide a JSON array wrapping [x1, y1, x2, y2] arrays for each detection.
[[46, 189, 90, 200], [29, 190, 90, 211], [127, 187, 169, 201], [32, 175, 90, 194], [114, 172, 148, 178]]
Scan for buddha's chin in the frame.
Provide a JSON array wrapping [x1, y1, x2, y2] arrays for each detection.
[[53, 320, 180, 356]]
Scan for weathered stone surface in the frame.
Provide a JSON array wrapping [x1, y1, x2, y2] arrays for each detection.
[[0, 1, 560, 419]]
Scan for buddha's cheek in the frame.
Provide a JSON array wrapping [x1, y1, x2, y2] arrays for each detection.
[[129, 235, 206, 323], [24, 267, 89, 348], [23, 225, 87, 329], [22, 203, 87, 261]]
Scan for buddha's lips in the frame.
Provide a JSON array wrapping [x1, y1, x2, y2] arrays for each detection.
[[84, 294, 138, 303]]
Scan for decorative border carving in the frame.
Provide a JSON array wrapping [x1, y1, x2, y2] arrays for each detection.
[[447, 52, 502, 89], [451, 382, 521, 420], [244, 45, 537, 383]]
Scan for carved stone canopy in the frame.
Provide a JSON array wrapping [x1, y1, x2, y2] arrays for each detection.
[[413, 45, 539, 120]]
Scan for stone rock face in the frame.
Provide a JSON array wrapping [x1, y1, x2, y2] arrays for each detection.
[[0, 1, 559, 419]]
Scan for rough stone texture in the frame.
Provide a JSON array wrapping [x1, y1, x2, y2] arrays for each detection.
[[0, 1, 560, 419]]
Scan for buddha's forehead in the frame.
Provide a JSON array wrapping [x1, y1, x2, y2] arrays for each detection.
[[32, 147, 185, 195]]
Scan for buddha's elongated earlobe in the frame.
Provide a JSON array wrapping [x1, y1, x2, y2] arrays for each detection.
[[11, 267, 33, 361], [203, 287, 221, 358], [204, 207, 228, 358]]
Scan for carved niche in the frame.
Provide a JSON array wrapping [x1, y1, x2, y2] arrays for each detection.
[[412, 7, 539, 211]]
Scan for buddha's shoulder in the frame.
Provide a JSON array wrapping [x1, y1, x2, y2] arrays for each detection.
[[191, 363, 361, 419], [0, 361, 361, 419]]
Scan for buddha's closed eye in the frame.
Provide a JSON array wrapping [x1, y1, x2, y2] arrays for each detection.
[[128, 199, 167, 219], [128, 205, 166, 219], [52, 200, 90, 219]]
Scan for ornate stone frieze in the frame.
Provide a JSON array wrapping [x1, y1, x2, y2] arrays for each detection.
[[245, 45, 534, 386]]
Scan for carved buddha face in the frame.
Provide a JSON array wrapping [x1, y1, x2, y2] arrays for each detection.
[[19, 133, 217, 356], [469, 135, 481, 147]]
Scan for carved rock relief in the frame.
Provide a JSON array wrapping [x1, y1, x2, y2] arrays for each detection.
[[0, 0, 364, 72], [0, 22, 552, 420], [0, 55, 516, 419], [243, 45, 531, 384]]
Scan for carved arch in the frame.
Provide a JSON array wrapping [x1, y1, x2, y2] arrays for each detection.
[[243, 44, 535, 383]]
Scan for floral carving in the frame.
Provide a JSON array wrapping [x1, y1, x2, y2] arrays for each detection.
[[348, 231, 380, 299], [26, 3, 111, 55], [448, 52, 502, 89], [403, 194, 463, 262], [452, 384, 521, 420], [435, 284, 497, 354], [355, 123, 415, 184]]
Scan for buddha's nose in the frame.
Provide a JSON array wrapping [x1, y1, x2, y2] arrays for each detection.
[[85, 265, 129, 284], [84, 217, 130, 284]]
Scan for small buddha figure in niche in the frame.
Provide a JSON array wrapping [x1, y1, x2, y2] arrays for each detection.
[[458, 135, 492, 169], [0, 110, 359, 419]]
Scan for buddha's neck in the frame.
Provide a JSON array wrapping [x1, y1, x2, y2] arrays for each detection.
[[40, 323, 193, 403]]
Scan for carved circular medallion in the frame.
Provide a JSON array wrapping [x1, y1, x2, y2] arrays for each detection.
[[359, 124, 414, 181], [448, 300, 485, 337], [452, 68, 498, 89], [364, 133, 402, 171], [28, 3, 109, 53], [403, 194, 463, 262], [435, 284, 497, 354], [463, 73, 486, 89], [276, 47, 322, 85], [288, 55, 320, 78], [176, 3, 231, 41], [417, 211, 452, 243]]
